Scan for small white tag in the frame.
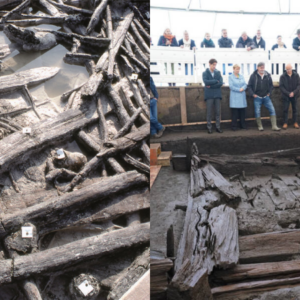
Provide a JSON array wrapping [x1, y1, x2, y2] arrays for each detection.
[[22, 226, 33, 238], [78, 280, 94, 296], [23, 127, 31, 134], [131, 73, 138, 80], [56, 149, 65, 159], [145, 12, 150, 19]]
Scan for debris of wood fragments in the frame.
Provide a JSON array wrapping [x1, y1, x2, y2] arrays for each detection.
[[0, 0, 150, 299]]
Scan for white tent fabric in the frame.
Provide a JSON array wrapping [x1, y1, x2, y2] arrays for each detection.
[[151, 0, 300, 50]]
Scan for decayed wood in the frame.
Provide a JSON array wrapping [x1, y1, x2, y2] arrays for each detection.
[[107, 157, 125, 174], [60, 82, 85, 102], [2, 0, 30, 22], [0, 108, 98, 175], [0, 0, 21, 10], [133, 18, 150, 41], [86, 0, 108, 34], [1, 171, 148, 234], [13, 223, 150, 279], [0, 259, 12, 285], [168, 259, 213, 300], [97, 94, 108, 141], [21, 279, 42, 300], [23, 85, 41, 119], [35, 0, 61, 16], [201, 163, 241, 200], [239, 229, 300, 263], [0, 66, 59, 93], [9, 171, 20, 193], [130, 21, 150, 53], [123, 153, 150, 174], [190, 144, 205, 197], [64, 52, 99, 65], [121, 45, 148, 71], [213, 260, 300, 283], [108, 248, 149, 300], [47, 0, 93, 15], [71, 37, 81, 53], [106, 4, 113, 78]]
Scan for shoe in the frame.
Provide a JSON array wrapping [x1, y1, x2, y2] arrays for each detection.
[[282, 123, 288, 130], [207, 129, 213, 134], [256, 118, 264, 131], [216, 128, 223, 133], [270, 115, 281, 131], [155, 127, 165, 138], [294, 123, 299, 129]]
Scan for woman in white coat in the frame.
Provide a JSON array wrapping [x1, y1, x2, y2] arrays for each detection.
[[229, 64, 248, 130]]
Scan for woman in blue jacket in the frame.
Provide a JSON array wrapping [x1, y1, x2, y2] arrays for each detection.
[[229, 64, 248, 130]]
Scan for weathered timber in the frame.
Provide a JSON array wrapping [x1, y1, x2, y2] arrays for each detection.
[[23, 85, 41, 119], [47, 0, 93, 15], [107, 157, 125, 174], [34, 27, 111, 48], [239, 229, 300, 263], [2, 0, 30, 22], [0, 66, 59, 93], [201, 163, 241, 200], [0, 0, 21, 10], [21, 279, 42, 300], [190, 145, 205, 197], [108, 248, 149, 300], [0, 259, 12, 285], [86, 0, 108, 34], [13, 223, 150, 278], [71, 37, 81, 53], [133, 18, 150, 41], [60, 82, 85, 102], [123, 153, 150, 174], [0, 107, 97, 175], [213, 260, 300, 283], [168, 259, 213, 300], [1, 171, 148, 233], [120, 45, 148, 71], [97, 94, 108, 141], [64, 52, 100, 65], [130, 21, 150, 53], [106, 4, 113, 78], [35, 0, 61, 16], [127, 32, 150, 67], [76, 130, 101, 153]]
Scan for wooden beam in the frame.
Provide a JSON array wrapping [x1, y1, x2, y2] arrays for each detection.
[[179, 87, 187, 124]]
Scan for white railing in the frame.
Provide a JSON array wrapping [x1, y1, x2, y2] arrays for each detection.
[[151, 47, 300, 85]]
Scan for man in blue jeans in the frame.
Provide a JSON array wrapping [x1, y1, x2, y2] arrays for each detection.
[[150, 76, 165, 138], [248, 62, 280, 131]]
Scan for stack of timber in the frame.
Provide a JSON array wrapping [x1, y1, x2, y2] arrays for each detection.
[[0, 0, 150, 299]]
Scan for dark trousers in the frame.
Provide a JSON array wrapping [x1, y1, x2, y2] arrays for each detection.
[[206, 98, 221, 130], [231, 108, 246, 129], [283, 97, 297, 124]]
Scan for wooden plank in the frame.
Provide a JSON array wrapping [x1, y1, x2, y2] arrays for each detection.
[[180, 87, 187, 124], [150, 148, 158, 166], [0, 67, 60, 93], [150, 143, 161, 157], [157, 151, 172, 166], [150, 165, 161, 189], [214, 260, 300, 283], [120, 270, 150, 300], [239, 229, 300, 263]]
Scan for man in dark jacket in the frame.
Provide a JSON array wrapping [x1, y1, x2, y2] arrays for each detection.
[[236, 32, 256, 51], [248, 62, 280, 131], [178, 30, 196, 50], [253, 29, 266, 50], [202, 58, 224, 134], [279, 64, 300, 129], [218, 29, 233, 48], [150, 76, 165, 138], [292, 29, 300, 51]]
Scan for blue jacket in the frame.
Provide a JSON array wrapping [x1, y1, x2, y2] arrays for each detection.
[[236, 37, 256, 49], [228, 73, 247, 108], [253, 36, 266, 50], [178, 39, 196, 50], [150, 76, 158, 99], [202, 68, 223, 100], [218, 36, 233, 48], [158, 36, 178, 47], [292, 37, 300, 51], [272, 44, 287, 50]]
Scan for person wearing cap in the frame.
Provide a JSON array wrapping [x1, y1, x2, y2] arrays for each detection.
[[292, 29, 300, 51], [279, 63, 300, 129], [236, 32, 256, 51], [247, 62, 280, 131], [253, 29, 266, 50]]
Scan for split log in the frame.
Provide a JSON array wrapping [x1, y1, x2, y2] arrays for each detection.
[[0, 0, 21, 10], [0, 66, 59, 93], [120, 54, 135, 73], [97, 94, 109, 141], [13, 223, 150, 278], [128, 3, 149, 29], [120, 46, 148, 71], [168, 259, 213, 300], [212, 276, 300, 299], [86, 0, 108, 35], [35, 0, 61, 16], [23, 85, 41, 119], [47, 0, 93, 15], [213, 260, 300, 283], [130, 21, 150, 53], [1, 171, 148, 234], [108, 248, 149, 300], [34, 28, 111, 48], [60, 82, 85, 102], [64, 52, 99, 65], [76, 130, 101, 153], [190, 144, 205, 197], [21, 279, 42, 300], [1, 0, 30, 22], [239, 229, 300, 263], [137, 79, 150, 104], [201, 163, 241, 201], [123, 153, 150, 174], [0, 107, 97, 175], [133, 18, 150, 41], [106, 4, 113, 78], [107, 157, 125, 174], [0, 120, 19, 132]]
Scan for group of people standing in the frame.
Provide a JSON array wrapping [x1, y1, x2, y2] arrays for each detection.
[[157, 28, 300, 51], [204, 59, 300, 134]]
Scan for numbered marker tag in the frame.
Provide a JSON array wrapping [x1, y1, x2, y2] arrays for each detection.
[[56, 149, 65, 159], [145, 12, 150, 19], [131, 73, 138, 80], [23, 127, 31, 134], [78, 280, 94, 296], [22, 226, 33, 238]]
